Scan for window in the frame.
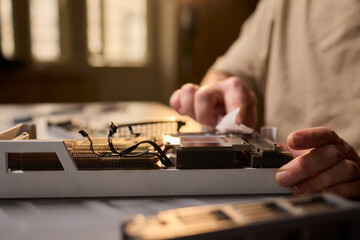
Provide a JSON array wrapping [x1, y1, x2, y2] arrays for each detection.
[[1, 0, 147, 66], [0, 0, 15, 59], [87, 0, 148, 67], [0, 0, 178, 103], [29, 0, 61, 62]]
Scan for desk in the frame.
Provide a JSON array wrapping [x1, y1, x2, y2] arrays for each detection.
[[0, 102, 285, 240]]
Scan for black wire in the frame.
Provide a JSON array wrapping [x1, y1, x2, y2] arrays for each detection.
[[128, 126, 141, 137], [87, 136, 104, 157], [108, 136, 119, 154], [118, 140, 173, 167], [79, 127, 174, 167], [108, 121, 121, 154], [79, 129, 104, 157]]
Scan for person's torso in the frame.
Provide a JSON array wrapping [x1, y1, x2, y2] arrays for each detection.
[[265, 0, 360, 151]]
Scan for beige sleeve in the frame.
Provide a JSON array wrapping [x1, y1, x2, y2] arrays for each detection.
[[210, 0, 275, 97]]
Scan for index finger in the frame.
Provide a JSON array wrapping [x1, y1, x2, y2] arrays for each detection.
[[215, 77, 251, 125], [216, 77, 248, 113], [287, 127, 341, 150]]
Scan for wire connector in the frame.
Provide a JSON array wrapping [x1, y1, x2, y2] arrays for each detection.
[[109, 121, 118, 136], [79, 129, 89, 138]]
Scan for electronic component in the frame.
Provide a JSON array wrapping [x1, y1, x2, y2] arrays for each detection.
[[163, 131, 293, 169], [5, 121, 179, 171], [0, 123, 292, 198], [122, 193, 360, 240], [7, 138, 162, 171], [3, 123, 292, 171]]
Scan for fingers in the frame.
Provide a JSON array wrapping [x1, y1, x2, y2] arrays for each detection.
[[169, 77, 258, 128], [215, 77, 247, 113], [179, 84, 199, 119], [291, 160, 360, 195], [276, 144, 349, 186], [324, 180, 360, 198], [169, 83, 199, 118], [169, 89, 181, 112], [215, 77, 257, 128], [277, 142, 311, 159], [194, 85, 225, 127], [169, 83, 224, 127], [279, 127, 360, 198], [287, 127, 341, 150]]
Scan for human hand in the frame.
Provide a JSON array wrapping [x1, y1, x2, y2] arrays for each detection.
[[169, 77, 257, 128], [276, 127, 360, 197]]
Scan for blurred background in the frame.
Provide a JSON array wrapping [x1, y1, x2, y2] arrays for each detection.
[[0, 0, 258, 104]]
